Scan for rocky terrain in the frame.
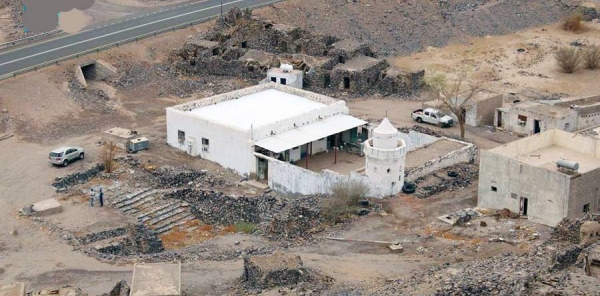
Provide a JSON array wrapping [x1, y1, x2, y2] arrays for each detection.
[[256, 0, 581, 56]]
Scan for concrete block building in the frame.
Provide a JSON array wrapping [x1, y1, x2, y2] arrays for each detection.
[[261, 64, 303, 89], [478, 129, 600, 226], [166, 83, 367, 177], [495, 94, 600, 135], [424, 90, 503, 127]]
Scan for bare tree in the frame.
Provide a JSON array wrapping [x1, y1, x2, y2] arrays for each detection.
[[100, 141, 119, 173], [426, 72, 482, 139], [584, 45, 600, 70], [555, 46, 583, 73]]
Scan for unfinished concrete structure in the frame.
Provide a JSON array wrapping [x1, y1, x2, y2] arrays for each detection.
[[171, 8, 423, 96], [364, 118, 407, 196], [478, 129, 600, 226], [495, 94, 600, 135], [424, 90, 503, 127]]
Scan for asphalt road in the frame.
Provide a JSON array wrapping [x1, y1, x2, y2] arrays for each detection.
[[0, 0, 278, 77]]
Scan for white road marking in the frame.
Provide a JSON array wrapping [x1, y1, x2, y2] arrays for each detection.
[[0, 0, 245, 67], [0, 0, 212, 56]]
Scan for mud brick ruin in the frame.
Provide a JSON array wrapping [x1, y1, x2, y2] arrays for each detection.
[[171, 8, 424, 96]]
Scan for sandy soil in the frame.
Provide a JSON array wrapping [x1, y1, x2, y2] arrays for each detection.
[[393, 21, 600, 97]]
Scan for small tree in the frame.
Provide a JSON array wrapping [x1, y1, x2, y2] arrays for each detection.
[[100, 140, 118, 173], [322, 180, 369, 223], [555, 46, 583, 73], [562, 13, 584, 32], [584, 45, 600, 70], [426, 71, 482, 139]]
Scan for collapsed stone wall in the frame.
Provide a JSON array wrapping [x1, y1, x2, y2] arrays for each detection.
[[52, 163, 104, 190], [405, 139, 478, 182], [553, 214, 600, 244]]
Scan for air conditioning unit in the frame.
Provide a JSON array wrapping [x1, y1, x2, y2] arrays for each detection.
[[202, 147, 209, 152]]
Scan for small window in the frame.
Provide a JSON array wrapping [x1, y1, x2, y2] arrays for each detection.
[[280, 78, 287, 85], [387, 168, 391, 173], [202, 138, 209, 146], [518, 115, 527, 125], [491, 186, 497, 192], [584, 203, 590, 213], [424, 111, 430, 116], [212, 48, 219, 56], [178, 130, 185, 143], [270, 77, 277, 82], [241, 41, 247, 48]]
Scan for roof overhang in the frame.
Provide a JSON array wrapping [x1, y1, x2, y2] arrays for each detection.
[[254, 114, 367, 153]]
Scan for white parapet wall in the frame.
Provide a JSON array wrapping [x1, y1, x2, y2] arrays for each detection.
[[397, 131, 439, 151], [258, 153, 388, 198], [404, 138, 478, 182]]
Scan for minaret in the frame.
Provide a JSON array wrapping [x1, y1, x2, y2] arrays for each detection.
[[364, 118, 407, 196]]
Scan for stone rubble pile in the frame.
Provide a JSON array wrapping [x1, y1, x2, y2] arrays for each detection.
[[149, 166, 230, 188], [414, 163, 478, 198], [398, 125, 445, 138], [241, 253, 333, 292], [51, 163, 104, 190], [553, 214, 600, 244], [100, 280, 130, 296]]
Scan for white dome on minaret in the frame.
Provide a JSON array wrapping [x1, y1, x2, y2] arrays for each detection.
[[373, 118, 399, 149]]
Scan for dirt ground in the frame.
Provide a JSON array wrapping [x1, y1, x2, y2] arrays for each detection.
[[0, 3, 594, 295]]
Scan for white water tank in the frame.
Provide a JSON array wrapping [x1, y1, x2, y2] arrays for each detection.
[[280, 64, 293, 73], [557, 159, 579, 171]]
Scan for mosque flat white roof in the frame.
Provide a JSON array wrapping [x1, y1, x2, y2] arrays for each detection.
[[254, 114, 367, 153], [188, 89, 327, 130]]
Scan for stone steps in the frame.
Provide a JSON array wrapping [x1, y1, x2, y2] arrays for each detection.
[[148, 207, 187, 225], [154, 213, 196, 235], [138, 202, 182, 223], [116, 190, 159, 209], [111, 188, 152, 206]]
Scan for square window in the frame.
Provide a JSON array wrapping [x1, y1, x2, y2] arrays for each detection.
[[584, 203, 590, 213], [280, 78, 287, 85], [202, 138, 209, 146], [491, 186, 497, 192], [271, 77, 277, 82]]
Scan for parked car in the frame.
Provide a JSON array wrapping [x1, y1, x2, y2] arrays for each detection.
[[411, 108, 454, 127], [49, 146, 85, 167]]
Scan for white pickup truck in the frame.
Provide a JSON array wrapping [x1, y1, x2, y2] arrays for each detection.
[[411, 108, 454, 127]]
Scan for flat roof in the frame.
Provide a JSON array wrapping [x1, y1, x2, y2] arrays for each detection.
[[512, 101, 570, 117], [255, 114, 367, 153], [188, 89, 328, 130], [334, 56, 382, 71], [130, 263, 181, 296], [516, 146, 600, 174]]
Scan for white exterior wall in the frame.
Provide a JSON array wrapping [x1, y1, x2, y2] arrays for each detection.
[[312, 138, 327, 154], [263, 154, 388, 198], [397, 131, 439, 151], [267, 69, 303, 89], [364, 139, 407, 196], [166, 108, 253, 175]]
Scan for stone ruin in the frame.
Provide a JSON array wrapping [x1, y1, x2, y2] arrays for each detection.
[[553, 214, 600, 246], [170, 7, 424, 96], [242, 253, 316, 290]]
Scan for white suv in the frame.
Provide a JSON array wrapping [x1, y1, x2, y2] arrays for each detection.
[[49, 147, 85, 167]]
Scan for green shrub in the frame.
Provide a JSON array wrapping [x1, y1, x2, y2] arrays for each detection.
[[234, 222, 257, 234], [322, 180, 369, 223]]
